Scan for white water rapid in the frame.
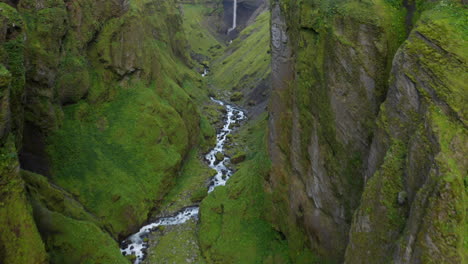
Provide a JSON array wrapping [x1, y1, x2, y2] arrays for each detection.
[[201, 67, 208, 77], [120, 207, 199, 263], [120, 98, 245, 264], [227, 0, 237, 34], [206, 98, 245, 192]]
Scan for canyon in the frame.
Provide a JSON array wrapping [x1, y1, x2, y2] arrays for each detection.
[[0, 0, 466, 263]]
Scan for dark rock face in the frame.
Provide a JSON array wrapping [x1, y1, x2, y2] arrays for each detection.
[[222, 0, 267, 34], [268, 0, 466, 262], [18, 122, 50, 176]]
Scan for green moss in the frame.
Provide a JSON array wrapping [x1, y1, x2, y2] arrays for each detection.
[[346, 140, 407, 262], [55, 55, 90, 104], [423, 105, 467, 263], [0, 137, 48, 264], [46, 81, 193, 236], [231, 151, 246, 164], [199, 114, 216, 152], [158, 148, 215, 212], [0, 64, 11, 87], [21, 170, 128, 263], [33, 205, 128, 264], [181, 4, 225, 61], [202, 102, 225, 127], [21, 170, 100, 227], [209, 11, 271, 94], [404, 2, 467, 121], [23, 5, 68, 68], [190, 187, 208, 203], [229, 91, 243, 102], [145, 219, 206, 263], [0, 3, 26, 144]]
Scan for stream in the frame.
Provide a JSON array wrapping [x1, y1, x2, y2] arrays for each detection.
[[120, 98, 246, 263]]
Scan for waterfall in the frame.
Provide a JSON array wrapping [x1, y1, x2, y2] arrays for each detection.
[[227, 0, 237, 34]]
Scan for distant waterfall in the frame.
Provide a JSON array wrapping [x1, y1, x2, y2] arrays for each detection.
[[227, 0, 237, 34]]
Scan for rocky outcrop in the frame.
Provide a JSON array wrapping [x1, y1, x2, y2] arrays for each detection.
[[268, 0, 466, 262]]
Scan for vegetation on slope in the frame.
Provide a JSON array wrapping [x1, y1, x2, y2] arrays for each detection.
[[199, 115, 306, 264], [0, 139, 48, 264], [42, 0, 213, 241], [23, 170, 128, 263], [209, 11, 271, 96], [0, 4, 48, 263], [181, 3, 225, 62], [47, 82, 194, 236], [145, 219, 206, 263], [3, 0, 215, 262]]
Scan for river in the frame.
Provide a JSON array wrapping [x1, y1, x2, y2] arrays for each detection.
[[120, 98, 245, 263]]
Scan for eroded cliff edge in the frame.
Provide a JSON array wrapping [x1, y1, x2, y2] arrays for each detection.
[[268, 0, 466, 263]]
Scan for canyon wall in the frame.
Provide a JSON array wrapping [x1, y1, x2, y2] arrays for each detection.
[[268, 0, 466, 262]]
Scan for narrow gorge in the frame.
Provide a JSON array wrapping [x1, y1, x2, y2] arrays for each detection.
[[0, 0, 466, 264]]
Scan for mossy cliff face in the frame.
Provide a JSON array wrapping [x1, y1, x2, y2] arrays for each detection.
[[346, 2, 467, 262], [268, 0, 406, 261], [0, 0, 211, 262], [268, 0, 466, 262], [0, 139, 48, 263], [18, 0, 127, 134], [0, 4, 47, 263], [0, 2, 26, 146]]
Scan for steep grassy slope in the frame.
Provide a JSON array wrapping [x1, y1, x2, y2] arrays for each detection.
[[209, 10, 271, 95], [0, 0, 215, 262], [0, 140, 48, 264], [181, 3, 225, 62], [0, 4, 48, 263], [43, 0, 210, 239], [46, 81, 196, 237], [22, 170, 128, 263]]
